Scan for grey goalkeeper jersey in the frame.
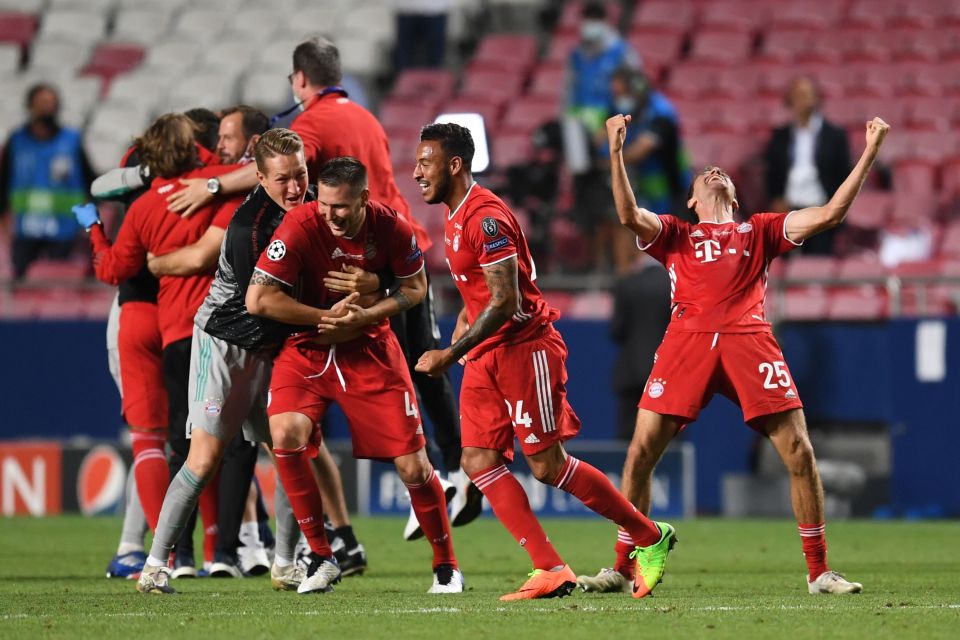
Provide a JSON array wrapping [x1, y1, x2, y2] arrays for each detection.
[[195, 186, 304, 350]]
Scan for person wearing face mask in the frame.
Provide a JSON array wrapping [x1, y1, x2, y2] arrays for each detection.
[[0, 83, 96, 280], [586, 68, 690, 273], [566, 1, 639, 136]]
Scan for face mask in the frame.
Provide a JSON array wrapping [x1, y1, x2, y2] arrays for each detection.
[[580, 20, 606, 43], [615, 97, 636, 114], [34, 114, 57, 129], [292, 87, 306, 112]]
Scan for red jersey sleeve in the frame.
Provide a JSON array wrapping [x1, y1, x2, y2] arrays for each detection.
[[638, 214, 687, 264], [464, 207, 518, 267], [89, 202, 148, 285], [753, 212, 802, 260], [253, 216, 306, 288], [387, 215, 425, 279]]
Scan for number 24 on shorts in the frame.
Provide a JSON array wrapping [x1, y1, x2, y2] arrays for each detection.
[[759, 361, 791, 389], [504, 400, 533, 429]]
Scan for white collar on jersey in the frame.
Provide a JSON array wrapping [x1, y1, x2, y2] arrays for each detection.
[[448, 181, 478, 221]]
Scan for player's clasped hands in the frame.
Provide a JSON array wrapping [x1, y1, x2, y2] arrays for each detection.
[[317, 292, 367, 334], [415, 349, 453, 377], [865, 117, 890, 148]]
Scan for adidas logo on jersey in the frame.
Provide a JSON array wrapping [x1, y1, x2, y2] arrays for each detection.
[[785, 389, 797, 399], [690, 229, 706, 238], [415, 425, 424, 435], [524, 433, 540, 444]]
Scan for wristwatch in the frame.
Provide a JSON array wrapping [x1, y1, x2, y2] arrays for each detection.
[[206, 177, 221, 195]]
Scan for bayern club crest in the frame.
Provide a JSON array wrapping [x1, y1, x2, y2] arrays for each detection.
[[453, 234, 461, 252]]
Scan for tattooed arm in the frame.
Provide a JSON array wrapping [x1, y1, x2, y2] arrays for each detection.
[[415, 257, 519, 376], [317, 268, 426, 333], [246, 269, 350, 326]]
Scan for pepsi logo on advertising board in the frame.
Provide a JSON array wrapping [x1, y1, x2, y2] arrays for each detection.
[[77, 445, 126, 516]]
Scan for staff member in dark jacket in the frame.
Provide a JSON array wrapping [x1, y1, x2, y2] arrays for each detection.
[[764, 76, 851, 255], [610, 255, 671, 441]]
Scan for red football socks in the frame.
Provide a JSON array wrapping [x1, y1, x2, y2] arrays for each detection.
[[553, 456, 661, 547], [614, 529, 636, 580], [275, 446, 332, 557], [799, 523, 828, 581], [199, 470, 219, 564], [405, 470, 457, 569], [470, 464, 564, 571], [130, 430, 168, 532]]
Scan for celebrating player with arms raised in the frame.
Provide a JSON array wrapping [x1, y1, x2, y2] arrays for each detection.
[[578, 114, 890, 596]]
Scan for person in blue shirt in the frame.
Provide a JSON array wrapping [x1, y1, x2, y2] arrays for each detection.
[[0, 83, 95, 280], [566, 1, 639, 136]]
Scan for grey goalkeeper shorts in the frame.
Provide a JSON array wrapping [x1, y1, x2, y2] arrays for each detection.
[[187, 325, 272, 444]]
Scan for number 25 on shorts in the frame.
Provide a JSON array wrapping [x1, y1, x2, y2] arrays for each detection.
[[759, 361, 791, 389]]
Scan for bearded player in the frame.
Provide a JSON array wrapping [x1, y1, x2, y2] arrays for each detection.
[[577, 115, 890, 596], [414, 123, 675, 601]]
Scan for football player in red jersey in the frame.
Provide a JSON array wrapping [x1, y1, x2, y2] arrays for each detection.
[[245, 157, 461, 595], [413, 123, 676, 601], [578, 114, 890, 596]]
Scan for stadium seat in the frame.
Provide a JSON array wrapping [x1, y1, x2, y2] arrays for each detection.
[[626, 31, 684, 74], [25, 258, 88, 283], [0, 0, 44, 13], [893, 160, 938, 196], [0, 40, 17, 73], [845, 191, 893, 230], [473, 33, 539, 73], [569, 291, 613, 319], [827, 289, 887, 320], [0, 12, 37, 49], [239, 69, 289, 115], [83, 44, 146, 86], [379, 100, 437, 135], [781, 287, 829, 321], [940, 160, 960, 197], [441, 97, 503, 130], [57, 75, 103, 127], [630, 1, 696, 35], [200, 38, 255, 71], [784, 255, 838, 281], [688, 31, 753, 64], [756, 28, 814, 63], [164, 70, 238, 113], [38, 9, 107, 44], [28, 37, 92, 74], [229, 8, 282, 42], [544, 31, 579, 63], [837, 254, 886, 280], [769, 1, 843, 29], [460, 68, 525, 103], [500, 97, 559, 135], [491, 132, 533, 169], [392, 69, 457, 102], [110, 8, 172, 45], [172, 9, 227, 40], [341, 4, 396, 47], [337, 38, 386, 77], [144, 40, 203, 71], [527, 65, 565, 100]]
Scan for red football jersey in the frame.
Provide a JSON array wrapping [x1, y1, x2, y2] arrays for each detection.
[[290, 92, 432, 251], [90, 165, 243, 347], [444, 183, 558, 357], [640, 212, 800, 333], [254, 199, 425, 348]]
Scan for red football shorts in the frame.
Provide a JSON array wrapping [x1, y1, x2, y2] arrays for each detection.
[[267, 332, 426, 461], [460, 326, 581, 462], [639, 331, 804, 427], [118, 301, 168, 430]]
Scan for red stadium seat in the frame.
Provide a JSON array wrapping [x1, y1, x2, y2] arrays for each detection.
[[785, 255, 838, 281], [528, 65, 565, 100], [845, 191, 893, 230], [0, 12, 37, 49], [460, 69, 526, 103], [698, 2, 768, 32], [827, 289, 887, 320], [391, 69, 457, 102], [893, 160, 938, 196], [837, 254, 887, 280], [500, 97, 559, 135], [666, 63, 719, 98], [756, 28, 813, 63], [473, 34, 539, 73], [688, 31, 753, 65], [82, 43, 145, 89], [769, 1, 844, 29], [545, 31, 579, 63], [491, 132, 533, 169], [24, 259, 88, 282], [630, 1, 696, 35], [781, 287, 829, 321], [844, 0, 897, 29], [890, 192, 939, 227], [379, 100, 437, 136], [442, 97, 503, 130], [941, 160, 960, 197], [627, 32, 685, 70]]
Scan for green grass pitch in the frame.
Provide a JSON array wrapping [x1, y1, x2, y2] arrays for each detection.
[[1, 516, 958, 639]]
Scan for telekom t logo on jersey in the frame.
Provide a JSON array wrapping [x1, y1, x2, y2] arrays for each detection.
[[694, 239, 722, 263]]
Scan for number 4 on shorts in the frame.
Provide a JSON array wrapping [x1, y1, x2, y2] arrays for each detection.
[[404, 391, 419, 418], [504, 399, 533, 429]]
